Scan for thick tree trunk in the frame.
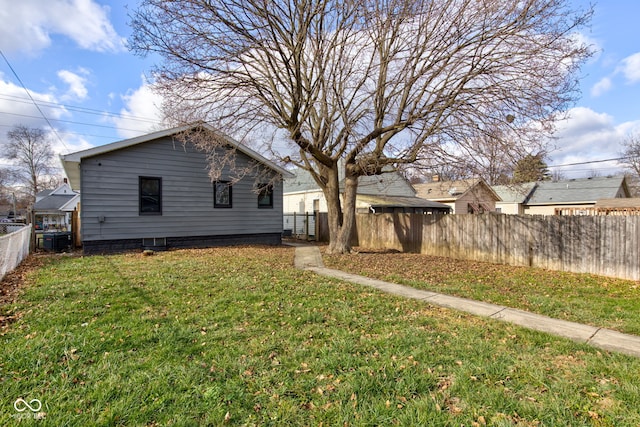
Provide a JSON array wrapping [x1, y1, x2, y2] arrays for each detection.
[[325, 165, 358, 254]]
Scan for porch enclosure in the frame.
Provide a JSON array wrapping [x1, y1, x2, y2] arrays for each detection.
[[312, 213, 639, 281]]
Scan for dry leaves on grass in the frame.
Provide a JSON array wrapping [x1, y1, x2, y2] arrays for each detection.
[[0, 254, 49, 332]]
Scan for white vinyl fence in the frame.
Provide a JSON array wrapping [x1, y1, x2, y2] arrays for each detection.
[[0, 224, 32, 281]]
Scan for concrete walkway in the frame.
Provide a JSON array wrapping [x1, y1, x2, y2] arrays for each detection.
[[293, 245, 640, 358]]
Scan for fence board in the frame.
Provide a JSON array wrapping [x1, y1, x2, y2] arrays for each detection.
[[329, 213, 640, 281]]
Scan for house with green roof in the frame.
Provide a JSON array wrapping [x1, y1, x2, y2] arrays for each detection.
[[522, 176, 631, 216], [283, 167, 450, 216], [492, 183, 537, 215]]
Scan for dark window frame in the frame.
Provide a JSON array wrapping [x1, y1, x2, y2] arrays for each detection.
[[257, 183, 274, 209], [214, 181, 233, 208], [139, 176, 162, 215]]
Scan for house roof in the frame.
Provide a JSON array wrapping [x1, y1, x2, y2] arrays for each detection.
[[60, 123, 293, 191], [414, 178, 501, 202], [33, 194, 79, 212], [283, 167, 416, 197], [283, 168, 319, 193], [492, 183, 537, 204], [36, 188, 52, 198], [526, 176, 630, 205], [356, 194, 451, 210]]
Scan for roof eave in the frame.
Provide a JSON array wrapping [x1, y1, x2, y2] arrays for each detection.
[[59, 123, 294, 188]]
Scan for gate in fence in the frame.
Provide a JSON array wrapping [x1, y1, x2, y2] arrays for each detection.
[[283, 212, 317, 240]]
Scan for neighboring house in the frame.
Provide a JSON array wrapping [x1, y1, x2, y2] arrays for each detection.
[[283, 167, 450, 215], [33, 180, 80, 231], [582, 198, 640, 215], [492, 183, 537, 215], [595, 198, 640, 209], [354, 194, 451, 214], [523, 176, 631, 216], [414, 178, 501, 214], [60, 124, 293, 254]]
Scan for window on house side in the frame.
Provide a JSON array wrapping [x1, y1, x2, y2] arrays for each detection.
[[214, 181, 232, 208], [139, 176, 162, 215], [257, 184, 273, 208]]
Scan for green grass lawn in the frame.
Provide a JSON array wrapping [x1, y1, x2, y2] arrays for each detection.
[[2, 246, 640, 426], [324, 250, 640, 336]]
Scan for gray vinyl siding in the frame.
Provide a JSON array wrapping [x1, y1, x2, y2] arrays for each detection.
[[80, 137, 284, 242]]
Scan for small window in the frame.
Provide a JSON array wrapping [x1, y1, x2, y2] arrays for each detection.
[[214, 181, 232, 208], [139, 177, 162, 215], [257, 184, 273, 208]]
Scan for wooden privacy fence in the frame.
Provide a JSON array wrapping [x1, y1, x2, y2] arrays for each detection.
[[319, 213, 640, 281]]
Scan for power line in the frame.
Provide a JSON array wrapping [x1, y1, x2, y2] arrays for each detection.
[[547, 157, 625, 168], [0, 48, 69, 151], [0, 93, 161, 124], [0, 110, 155, 134], [0, 72, 631, 173], [0, 123, 115, 140]]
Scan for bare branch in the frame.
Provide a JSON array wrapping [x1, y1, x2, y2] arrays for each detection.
[[130, 0, 593, 252]]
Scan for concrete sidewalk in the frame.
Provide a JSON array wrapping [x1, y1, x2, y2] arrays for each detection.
[[293, 245, 640, 358]]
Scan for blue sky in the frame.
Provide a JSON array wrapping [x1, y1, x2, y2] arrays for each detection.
[[0, 0, 639, 179]]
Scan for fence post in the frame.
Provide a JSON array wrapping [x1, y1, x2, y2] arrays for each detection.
[[293, 212, 297, 237], [29, 209, 36, 253], [315, 211, 319, 239]]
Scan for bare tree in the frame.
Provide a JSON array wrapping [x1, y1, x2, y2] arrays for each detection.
[[621, 132, 640, 178], [0, 168, 12, 211], [131, 0, 592, 253], [417, 126, 530, 185], [2, 125, 56, 202], [621, 133, 640, 197], [0, 167, 10, 191]]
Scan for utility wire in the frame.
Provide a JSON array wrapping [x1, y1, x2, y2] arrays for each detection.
[[0, 93, 161, 124], [547, 157, 625, 168], [0, 48, 69, 150], [0, 110, 156, 134]]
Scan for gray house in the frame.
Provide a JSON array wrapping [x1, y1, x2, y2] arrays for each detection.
[[60, 124, 293, 254]]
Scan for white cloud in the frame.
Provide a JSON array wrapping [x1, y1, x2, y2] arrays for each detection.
[[619, 52, 640, 84], [57, 69, 90, 101], [590, 77, 612, 97], [111, 79, 165, 139], [0, 0, 125, 55], [548, 107, 640, 177], [572, 31, 602, 65], [0, 73, 94, 159], [54, 133, 94, 156], [0, 73, 68, 130]]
